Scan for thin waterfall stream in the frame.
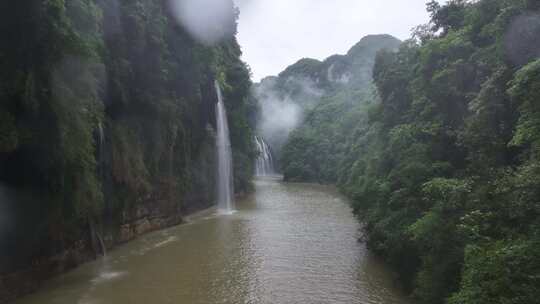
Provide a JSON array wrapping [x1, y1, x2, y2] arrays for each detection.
[[215, 81, 234, 212], [96, 231, 107, 258]]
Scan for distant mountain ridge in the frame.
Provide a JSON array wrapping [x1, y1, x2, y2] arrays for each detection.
[[270, 34, 401, 94]]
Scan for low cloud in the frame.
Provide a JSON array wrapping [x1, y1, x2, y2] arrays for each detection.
[[255, 76, 323, 156]]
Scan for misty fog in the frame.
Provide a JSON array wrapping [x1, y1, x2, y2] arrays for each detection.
[[254, 76, 324, 160]]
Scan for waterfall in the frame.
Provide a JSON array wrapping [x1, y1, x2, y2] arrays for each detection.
[[97, 122, 105, 175], [215, 81, 234, 212], [254, 136, 275, 176], [89, 219, 107, 258], [98, 122, 105, 152], [96, 231, 107, 258]]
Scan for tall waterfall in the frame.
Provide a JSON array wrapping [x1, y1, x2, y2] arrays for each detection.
[[97, 122, 105, 175], [215, 81, 234, 212], [255, 136, 275, 176]]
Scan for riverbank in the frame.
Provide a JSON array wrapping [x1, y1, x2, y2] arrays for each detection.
[[0, 202, 217, 304]]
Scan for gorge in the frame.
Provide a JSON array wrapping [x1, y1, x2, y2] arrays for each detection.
[[1, 0, 540, 304]]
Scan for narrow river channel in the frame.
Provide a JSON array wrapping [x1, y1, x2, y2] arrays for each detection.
[[15, 177, 409, 304]]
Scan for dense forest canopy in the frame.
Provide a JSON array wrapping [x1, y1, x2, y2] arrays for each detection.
[[279, 0, 540, 303]]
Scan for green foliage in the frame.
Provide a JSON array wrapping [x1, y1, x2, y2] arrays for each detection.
[[508, 59, 540, 154], [281, 35, 401, 182], [280, 0, 540, 303], [282, 96, 370, 183], [449, 238, 540, 304], [0, 0, 254, 272], [279, 58, 323, 80]]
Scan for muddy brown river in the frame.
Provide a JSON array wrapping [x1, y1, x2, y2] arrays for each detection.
[[15, 177, 409, 304]]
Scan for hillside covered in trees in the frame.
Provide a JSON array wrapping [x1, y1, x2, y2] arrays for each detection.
[[279, 0, 540, 303], [254, 35, 401, 170], [277, 35, 401, 182], [0, 0, 255, 300]]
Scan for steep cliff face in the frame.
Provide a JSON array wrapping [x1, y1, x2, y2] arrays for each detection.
[[0, 0, 255, 300]]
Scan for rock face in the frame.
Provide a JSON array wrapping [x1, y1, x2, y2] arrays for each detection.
[[0, 0, 254, 302], [0, 126, 217, 302], [118, 202, 184, 244], [0, 200, 202, 304]]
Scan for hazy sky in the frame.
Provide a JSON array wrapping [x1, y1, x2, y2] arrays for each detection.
[[235, 0, 434, 81]]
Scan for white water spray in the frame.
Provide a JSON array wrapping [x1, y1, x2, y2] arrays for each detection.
[[255, 136, 275, 176], [215, 81, 234, 212]]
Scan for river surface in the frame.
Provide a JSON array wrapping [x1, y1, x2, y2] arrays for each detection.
[[16, 177, 409, 304]]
